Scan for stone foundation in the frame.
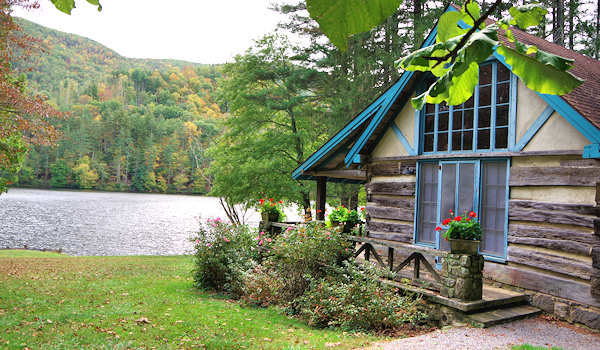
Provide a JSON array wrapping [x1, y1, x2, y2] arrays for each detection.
[[441, 253, 484, 301]]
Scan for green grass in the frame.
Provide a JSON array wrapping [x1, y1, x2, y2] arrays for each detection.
[[0, 249, 66, 258], [0, 252, 381, 349], [512, 344, 565, 350]]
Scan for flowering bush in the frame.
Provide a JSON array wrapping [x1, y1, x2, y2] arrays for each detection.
[[192, 218, 257, 297], [258, 197, 285, 221], [263, 222, 353, 303], [297, 261, 428, 331], [436, 210, 482, 241]]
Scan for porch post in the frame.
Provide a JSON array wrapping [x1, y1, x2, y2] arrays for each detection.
[[316, 176, 327, 221]]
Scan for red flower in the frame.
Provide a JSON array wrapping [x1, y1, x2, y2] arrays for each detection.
[[434, 226, 442, 231], [269, 198, 274, 202], [361, 207, 365, 211], [469, 211, 477, 218], [278, 200, 283, 204], [442, 218, 451, 225], [454, 216, 462, 222], [259, 199, 264, 205], [466, 218, 471, 221]]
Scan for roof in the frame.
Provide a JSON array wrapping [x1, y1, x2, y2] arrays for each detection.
[[497, 21, 600, 130], [293, 3, 600, 181]]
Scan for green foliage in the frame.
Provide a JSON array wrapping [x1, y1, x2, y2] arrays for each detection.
[[307, 1, 584, 110], [50, 0, 101, 15], [439, 210, 482, 241], [258, 198, 285, 221], [49, 159, 70, 188], [208, 35, 326, 213], [263, 223, 353, 303], [305, 0, 402, 51], [0, 134, 27, 194], [192, 219, 257, 297], [328, 206, 361, 228], [297, 261, 428, 331]]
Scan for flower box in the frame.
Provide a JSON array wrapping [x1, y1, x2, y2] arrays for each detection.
[[448, 238, 480, 255]]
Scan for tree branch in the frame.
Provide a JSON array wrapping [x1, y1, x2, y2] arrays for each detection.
[[422, 0, 502, 67]]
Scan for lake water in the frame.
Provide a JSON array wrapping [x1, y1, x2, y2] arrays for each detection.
[[0, 188, 297, 256]]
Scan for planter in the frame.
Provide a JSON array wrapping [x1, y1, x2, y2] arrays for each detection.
[[449, 239, 480, 255], [261, 212, 279, 223]]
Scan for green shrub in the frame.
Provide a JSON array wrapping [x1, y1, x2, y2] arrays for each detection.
[[192, 218, 257, 297], [262, 222, 353, 304], [297, 261, 428, 331]]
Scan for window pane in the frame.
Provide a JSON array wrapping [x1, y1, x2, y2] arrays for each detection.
[[480, 161, 507, 257], [424, 134, 434, 152], [464, 109, 474, 129], [452, 132, 461, 151], [417, 163, 439, 244], [479, 107, 491, 128], [426, 103, 435, 114], [425, 115, 435, 132], [440, 163, 457, 251], [464, 95, 474, 108], [497, 82, 510, 104], [463, 130, 473, 150], [477, 129, 490, 149], [496, 105, 509, 127], [437, 132, 448, 151], [497, 63, 510, 82], [479, 85, 491, 106], [452, 112, 462, 130], [495, 127, 508, 149], [480, 64, 492, 85], [458, 163, 475, 215], [438, 112, 449, 131]]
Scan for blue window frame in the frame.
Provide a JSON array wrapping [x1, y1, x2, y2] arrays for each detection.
[[421, 61, 513, 154], [414, 158, 509, 261]]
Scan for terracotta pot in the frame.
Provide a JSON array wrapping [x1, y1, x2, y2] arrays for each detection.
[[449, 239, 480, 255]]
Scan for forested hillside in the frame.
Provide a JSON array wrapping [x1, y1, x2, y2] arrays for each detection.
[[12, 18, 225, 194]]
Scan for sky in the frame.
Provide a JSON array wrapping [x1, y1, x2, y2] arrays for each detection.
[[13, 0, 285, 64]]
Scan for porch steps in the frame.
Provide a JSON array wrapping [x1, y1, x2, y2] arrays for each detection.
[[466, 304, 542, 328], [383, 279, 541, 328]]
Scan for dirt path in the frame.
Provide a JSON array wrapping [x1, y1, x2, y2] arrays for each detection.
[[365, 316, 600, 350]]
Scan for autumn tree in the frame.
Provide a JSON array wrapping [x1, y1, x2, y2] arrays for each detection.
[[0, 0, 62, 193]]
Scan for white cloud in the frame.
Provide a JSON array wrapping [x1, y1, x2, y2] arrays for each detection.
[[13, 0, 284, 64]]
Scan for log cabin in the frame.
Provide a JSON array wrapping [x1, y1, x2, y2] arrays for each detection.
[[293, 5, 600, 329]]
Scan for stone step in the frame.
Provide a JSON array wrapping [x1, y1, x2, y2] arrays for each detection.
[[467, 305, 542, 328]]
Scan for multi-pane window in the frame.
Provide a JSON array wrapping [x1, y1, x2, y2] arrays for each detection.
[[416, 159, 508, 259], [422, 61, 512, 153]]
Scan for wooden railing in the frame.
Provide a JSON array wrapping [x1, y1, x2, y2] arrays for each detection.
[[348, 235, 443, 291]]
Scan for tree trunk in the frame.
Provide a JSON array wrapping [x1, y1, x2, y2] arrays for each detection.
[[596, 0, 600, 59], [568, 0, 576, 50], [302, 190, 312, 221], [413, 0, 422, 48], [553, 0, 565, 45]]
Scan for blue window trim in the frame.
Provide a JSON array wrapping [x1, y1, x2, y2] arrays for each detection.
[[419, 61, 515, 156], [583, 144, 600, 158], [414, 157, 509, 262]]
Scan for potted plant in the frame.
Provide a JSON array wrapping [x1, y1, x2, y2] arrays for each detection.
[[328, 205, 348, 227], [258, 198, 284, 222], [328, 206, 361, 233], [436, 210, 482, 254]]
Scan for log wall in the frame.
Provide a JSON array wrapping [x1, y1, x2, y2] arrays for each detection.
[[362, 156, 600, 328]]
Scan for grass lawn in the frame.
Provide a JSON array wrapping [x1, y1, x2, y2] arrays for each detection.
[[0, 251, 382, 349]]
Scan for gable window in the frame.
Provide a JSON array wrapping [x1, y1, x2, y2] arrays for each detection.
[[415, 159, 509, 260], [422, 61, 512, 153]]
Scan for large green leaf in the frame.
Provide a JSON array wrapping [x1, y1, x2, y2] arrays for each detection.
[[306, 0, 402, 51], [509, 5, 547, 29], [437, 11, 467, 42], [497, 45, 583, 95], [50, 0, 101, 14]]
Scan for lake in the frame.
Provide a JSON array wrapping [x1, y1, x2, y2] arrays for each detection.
[[0, 188, 297, 256]]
